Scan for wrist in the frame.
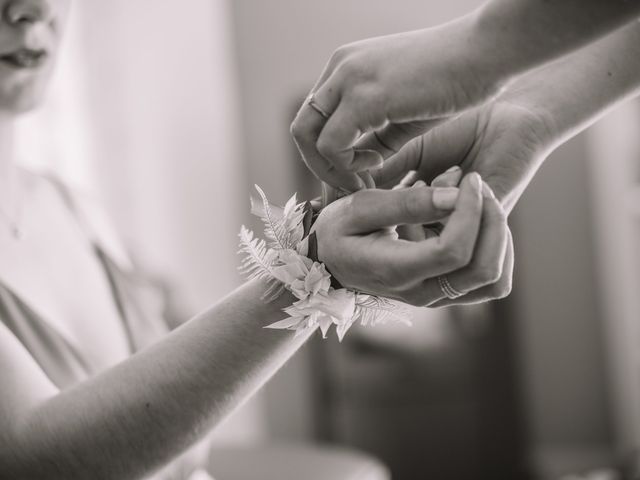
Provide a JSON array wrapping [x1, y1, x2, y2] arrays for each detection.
[[497, 77, 572, 153]]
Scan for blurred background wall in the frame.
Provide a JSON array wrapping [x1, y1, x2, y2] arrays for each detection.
[[12, 0, 640, 478]]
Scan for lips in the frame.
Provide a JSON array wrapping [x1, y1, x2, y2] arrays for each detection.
[[0, 48, 48, 69]]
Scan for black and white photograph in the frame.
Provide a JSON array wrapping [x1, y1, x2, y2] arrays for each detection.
[[0, 1, 640, 479]]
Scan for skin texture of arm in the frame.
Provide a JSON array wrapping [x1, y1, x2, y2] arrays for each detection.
[[493, 17, 640, 208], [0, 278, 306, 480], [374, 20, 640, 214], [473, 0, 640, 81], [503, 18, 640, 151]]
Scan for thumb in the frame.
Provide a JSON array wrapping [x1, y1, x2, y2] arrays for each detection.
[[343, 184, 459, 233]]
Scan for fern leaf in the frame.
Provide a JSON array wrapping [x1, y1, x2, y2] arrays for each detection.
[[238, 226, 275, 279], [254, 185, 291, 250], [355, 295, 412, 327], [238, 226, 286, 301]]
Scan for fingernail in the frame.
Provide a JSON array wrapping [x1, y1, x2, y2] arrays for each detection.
[[413, 180, 427, 188], [433, 187, 459, 210], [433, 167, 463, 187], [445, 165, 461, 173], [398, 171, 418, 187]]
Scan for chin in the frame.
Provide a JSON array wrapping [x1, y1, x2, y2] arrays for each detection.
[[0, 82, 49, 115]]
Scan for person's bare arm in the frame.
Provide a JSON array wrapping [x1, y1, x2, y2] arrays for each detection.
[[474, 0, 640, 80], [0, 182, 511, 479], [0, 278, 307, 480], [374, 20, 640, 214], [502, 18, 640, 150], [292, 0, 640, 192]]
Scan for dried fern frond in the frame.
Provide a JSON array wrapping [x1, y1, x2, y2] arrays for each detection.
[[253, 185, 293, 251], [238, 226, 284, 301], [355, 295, 412, 327]]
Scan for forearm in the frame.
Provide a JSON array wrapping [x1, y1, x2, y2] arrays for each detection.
[[490, 21, 640, 212], [504, 20, 640, 149], [5, 278, 306, 480], [470, 0, 640, 83]]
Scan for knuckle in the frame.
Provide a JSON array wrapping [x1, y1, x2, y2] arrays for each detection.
[[331, 44, 353, 63], [289, 118, 301, 139], [490, 208, 509, 228], [475, 263, 503, 286], [486, 266, 503, 285], [439, 242, 473, 269], [499, 279, 513, 298], [399, 191, 424, 219], [316, 136, 338, 159], [290, 117, 310, 143], [489, 278, 513, 300], [336, 55, 359, 78]]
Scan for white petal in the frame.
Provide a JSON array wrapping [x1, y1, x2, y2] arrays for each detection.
[[265, 317, 304, 330]]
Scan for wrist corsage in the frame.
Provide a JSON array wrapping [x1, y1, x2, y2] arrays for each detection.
[[239, 185, 410, 341]]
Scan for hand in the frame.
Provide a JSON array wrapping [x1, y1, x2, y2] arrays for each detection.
[[313, 173, 512, 307], [290, 16, 508, 192], [373, 98, 556, 214], [396, 167, 514, 306]]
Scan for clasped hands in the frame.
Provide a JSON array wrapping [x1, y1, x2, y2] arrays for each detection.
[[292, 16, 560, 307], [312, 167, 513, 307]]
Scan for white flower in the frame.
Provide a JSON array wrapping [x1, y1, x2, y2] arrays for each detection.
[[305, 262, 331, 296], [270, 249, 312, 286], [270, 249, 331, 300], [286, 289, 355, 321]]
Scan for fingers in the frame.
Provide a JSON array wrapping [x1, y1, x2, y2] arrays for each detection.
[[370, 136, 424, 188], [291, 98, 365, 192], [293, 81, 442, 190], [396, 181, 430, 241], [316, 103, 385, 172], [371, 113, 477, 189], [341, 183, 460, 233], [356, 119, 443, 159], [437, 186, 508, 295], [429, 229, 514, 307], [392, 171, 419, 190], [431, 166, 462, 188], [318, 173, 513, 306], [397, 195, 512, 307], [382, 172, 484, 282]]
